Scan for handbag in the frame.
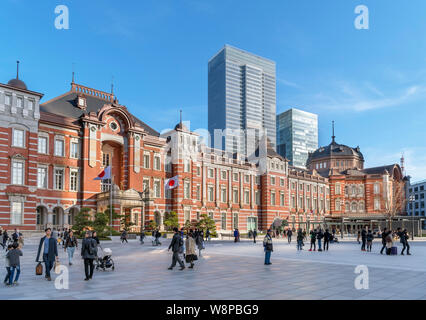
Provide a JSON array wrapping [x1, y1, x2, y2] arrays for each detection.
[[36, 262, 43, 276], [54, 260, 61, 274]]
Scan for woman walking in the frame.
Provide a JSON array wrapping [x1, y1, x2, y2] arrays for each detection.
[[296, 229, 304, 251], [366, 229, 374, 252], [185, 232, 197, 269], [64, 230, 78, 266]]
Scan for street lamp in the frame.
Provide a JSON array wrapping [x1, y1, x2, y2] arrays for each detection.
[[409, 195, 415, 240]]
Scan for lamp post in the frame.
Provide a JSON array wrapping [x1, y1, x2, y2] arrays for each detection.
[[409, 195, 415, 240]]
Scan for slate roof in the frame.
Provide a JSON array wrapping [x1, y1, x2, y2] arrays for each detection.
[[309, 140, 364, 161], [40, 92, 159, 137]]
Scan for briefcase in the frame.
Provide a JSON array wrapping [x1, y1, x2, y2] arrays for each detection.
[[36, 262, 43, 276]]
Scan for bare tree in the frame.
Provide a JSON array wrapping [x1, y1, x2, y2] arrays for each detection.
[[384, 179, 407, 230]]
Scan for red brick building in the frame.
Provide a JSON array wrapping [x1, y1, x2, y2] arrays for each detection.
[[0, 74, 331, 234]]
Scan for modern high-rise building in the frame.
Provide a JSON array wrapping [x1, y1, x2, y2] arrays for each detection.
[[208, 45, 276, 156], [276, 108, 318, 168]]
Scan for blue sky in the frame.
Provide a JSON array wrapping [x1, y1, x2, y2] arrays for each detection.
[[1, 0, 425, 181]]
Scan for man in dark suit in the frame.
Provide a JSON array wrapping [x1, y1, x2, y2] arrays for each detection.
[[36, 228, 58, 281]]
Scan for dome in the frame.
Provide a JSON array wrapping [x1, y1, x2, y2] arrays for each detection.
[[174, 122, 189, 132], [7, 78, 27, 90], [309, 140, 364, 161]]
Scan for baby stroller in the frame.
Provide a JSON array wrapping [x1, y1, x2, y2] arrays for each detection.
[[95, 245, 115, 271]]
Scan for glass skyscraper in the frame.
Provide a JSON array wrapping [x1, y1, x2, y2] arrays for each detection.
[[276, 108, 318, 169], [208, 45, 276, 155]]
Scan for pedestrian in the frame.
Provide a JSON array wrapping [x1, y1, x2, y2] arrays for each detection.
[[35, 228, 59, 281], [248, 230, 252, 240], [253, 229, 257, 244], [287, 229, 293, 244], [92, 231, 100, 245], [155, 229, 162, 246], [3, 244, 12, 285], [297, 229, 304, 251], [397, 228, 411, 255], [366, 229, 374, 252], [323, 229, 331, 251], [17, 234, 24, 248], [12, 229, 19, 245], [195, 230, 204, 257], [317, 228, 324, 251], [185, 232, 197, 269], [309, 229, 317, 251], [64, 230, 78, 266], [63, 228, 69, 247], [263, 229, 273, 265], [120, 230, 128, 243], [357, 230, 361, 244], [385, 231, 393, 255], [168, 227, 185, 270], [2, 230, 8, 248], [0, 229, 3, 250], [81, 231, 97, 281], [361, 226, 367, 251], [6, 242, 22, 286], [206, 228, 211, 242], [140, 230, 145, 244]]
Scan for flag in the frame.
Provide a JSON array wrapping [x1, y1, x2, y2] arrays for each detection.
[[164, 175, 179, 190], [94, 166, 111, 180]]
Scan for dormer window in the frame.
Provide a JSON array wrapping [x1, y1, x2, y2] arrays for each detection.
[[77, 96, 86, 109]]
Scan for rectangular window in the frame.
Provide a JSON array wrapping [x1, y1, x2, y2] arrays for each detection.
[[5, 95, 11, 106], [28, 100, 34, 110], [233, 213, 238, 229], [280, 178, 285, 187], [291, 196, 296, 208], [183, 159, 190, 172], [154, 155, 161, 170], [271, 176, 275, 185], [54, 139, 65, 157], [13, 129, 24, 148], [280, 193, 284, 206], [165, 156, 172, 172], [196, 185, 201, 200], [70, 170, 78, 192], [208, 186, 214, 202], [255, 190, 260, 205], [143, 179, 150, 193], [143, 154, 150, 169], [233, 189, 238, 203], [16, 97, 23, 108], [196, 166, 201, 176], [54, 168, 64, 190], [12, 160, 24, 185], [221, 212, 226, 230], [374, 198, 381, 210], [184, 209, 190, 223], [244, 190, 250, 204], [37, 166, 47, 189], [38, 136, 48, 154], [221, 170, 227, 180], [374, 183, 380, 194], [335, 183, 341, 195], [102, 153, 110, 167], [271, 192, 276, 206], [221, 188, 227, 203], [255, 176, 260, 185], [70, 141, 79, 159], [101, 179, 111, 192], [165, 188, 172, 199], [184, 181, 191, 199], [208, 168, 214, 178], [11, 202, 23, 225], [233, 173, 239, 182], [154, 180, 161, 198], [244, 175, 249, 184]]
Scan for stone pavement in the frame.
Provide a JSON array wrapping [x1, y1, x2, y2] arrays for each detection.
[[1, 237, 426, 300]]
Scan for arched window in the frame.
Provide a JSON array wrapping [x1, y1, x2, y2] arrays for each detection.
[[359, 201, 365, 211], [351, 202, 357, 212], [345, 202, 350, 212], [335, 199, 341, 211], [358, 185, 364, 195], [351, 185, 357, 195]]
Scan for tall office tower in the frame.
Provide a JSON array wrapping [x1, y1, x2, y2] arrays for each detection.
[[276, 108, 318, 169], [208, 45, 276, 156]]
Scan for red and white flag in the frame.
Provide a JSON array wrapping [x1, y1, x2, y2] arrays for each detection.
[[164, 175, 179, 190], [94, 166, 111, 180]]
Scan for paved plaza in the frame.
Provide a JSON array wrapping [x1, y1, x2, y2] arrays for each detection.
[[1, 236, 426, 300]]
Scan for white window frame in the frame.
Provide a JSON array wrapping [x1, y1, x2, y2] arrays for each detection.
[[37, 165, 48, 189], [38, 135, 48, 154], [69, 169, 79, 192], [54, 167, 65, 190], [12, 159, 24, 185], [70, 141, 79, 159], [154, 154, 161, 171], [11, 201, 23, 225], [12, 128, 25, 148], [54, 138, 65, 157]]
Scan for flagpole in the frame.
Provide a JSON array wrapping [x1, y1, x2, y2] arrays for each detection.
[[110, 173, 113, 237]]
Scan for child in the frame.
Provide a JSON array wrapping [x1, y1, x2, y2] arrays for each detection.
[[3, 244, 12, 285], [6, 243, 22, 286], [366, 230, 374, 252]]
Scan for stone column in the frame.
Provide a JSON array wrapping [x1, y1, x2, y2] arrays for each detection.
[[160, 212, 165, 231]]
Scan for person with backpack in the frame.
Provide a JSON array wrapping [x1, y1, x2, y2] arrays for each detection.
[[263, 229, 273, 265], [155, 229, 162, 246], [81, 231, 98, 281], [35, 228, 58, 281], [140, 230, 145, 244], [309, 229, 317, 251], [380, 228, 390, 254], [168, 227, 185, 271], [366, 229, 374, 252], [317, 229, 324, 251], [234, 229, 239, 243], [296, 229, 304, 251], [323, 229, 331, 251]]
